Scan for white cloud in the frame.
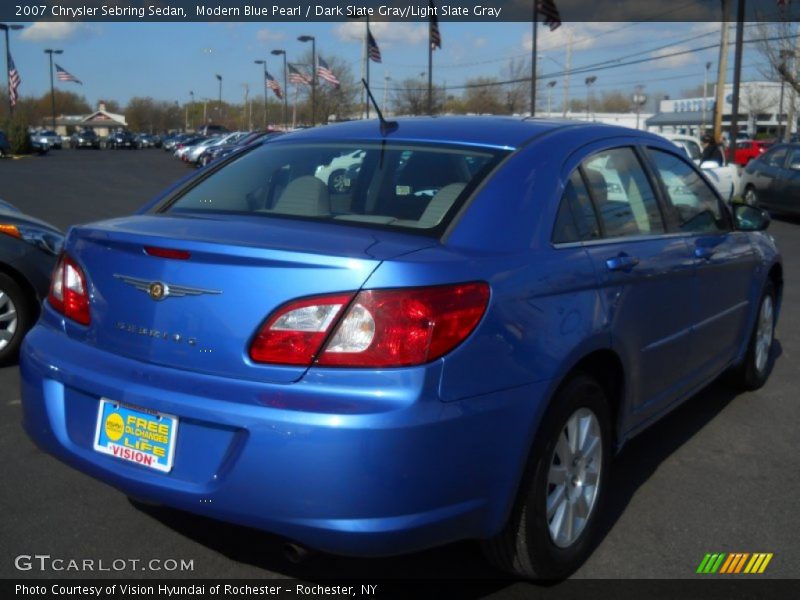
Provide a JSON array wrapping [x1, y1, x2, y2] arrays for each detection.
[[474, 37, 488, 49], [651, 45, 697, 68], [256, 28, 285, 43], [334, 22, 427, 47], [20, 22, 85, 42]]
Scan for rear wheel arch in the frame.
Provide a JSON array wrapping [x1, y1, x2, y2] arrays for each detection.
[[565, 349, 625, 446], [0, 262, 42, 311]]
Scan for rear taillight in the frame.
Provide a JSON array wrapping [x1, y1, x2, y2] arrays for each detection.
[[48, 253, 91, 325], [248, 283, 489, 368]]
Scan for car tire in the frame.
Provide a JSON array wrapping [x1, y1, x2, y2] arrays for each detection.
[[0, 273, 35, 366], [744, 186, 759, 207], [728, 280, 777, 391], [482, 372, 611, 579]]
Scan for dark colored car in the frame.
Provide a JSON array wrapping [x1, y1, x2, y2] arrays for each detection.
[[728, 140, 773, 167], [0, 199, 64, 364], [162, 133, 192, 152], [135, 134, 161, 149], [107, 131, 137, 149], [0, 131, 10, 157], [196, 124, 229, 136], [70, 129, 101, 150], [740, 143, 800, 215], [19, 118, 781, 579]]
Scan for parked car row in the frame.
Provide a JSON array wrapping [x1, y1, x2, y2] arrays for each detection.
[[164, 129, 278, 167], [738, 142, 800, 216]]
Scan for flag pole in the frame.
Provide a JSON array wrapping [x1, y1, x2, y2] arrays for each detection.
[[531, 1, 538, 117], [366, 18, 370, 119], [427, 26, 433, 114]]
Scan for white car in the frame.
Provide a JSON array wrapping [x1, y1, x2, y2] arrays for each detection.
[[31, 130, 62, 149], [315, 149, 366, 192], [657, 133, 737, 201]]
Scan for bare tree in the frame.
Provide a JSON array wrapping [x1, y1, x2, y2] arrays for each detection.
[[502, 57, 530, 114], [741, 85, 773, 134], [463, 78, 505, 114]]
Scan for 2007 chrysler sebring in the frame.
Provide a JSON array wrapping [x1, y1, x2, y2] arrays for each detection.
[[20, 118, 782, 578]]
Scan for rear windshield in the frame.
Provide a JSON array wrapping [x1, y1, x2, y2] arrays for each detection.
[[161, 141, 507, 234]]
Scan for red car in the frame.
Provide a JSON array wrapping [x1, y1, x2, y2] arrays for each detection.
[[729, 140, 773, 166]]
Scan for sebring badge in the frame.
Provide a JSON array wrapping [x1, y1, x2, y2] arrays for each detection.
[[113, 274, 221, 301]]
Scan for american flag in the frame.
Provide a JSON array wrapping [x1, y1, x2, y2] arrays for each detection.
[[55, 64, 82, 84], [368, 29, 382, 63], [266, 71, 283, 99], [288, 63, 312, 86], [316, 57, 340, 88], [429, 1, 441, 50], [8, 53, 21, 108], [537, 0, 562, 31]]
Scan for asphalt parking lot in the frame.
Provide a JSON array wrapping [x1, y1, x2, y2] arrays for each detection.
[[0, 149, 798, 588]]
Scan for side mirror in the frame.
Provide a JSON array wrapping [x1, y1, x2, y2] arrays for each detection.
[[733, 203, 770, 231], [700, 160, 721, 169]]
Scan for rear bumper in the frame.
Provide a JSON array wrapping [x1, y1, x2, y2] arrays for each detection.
[[20, 321, 548, 556]]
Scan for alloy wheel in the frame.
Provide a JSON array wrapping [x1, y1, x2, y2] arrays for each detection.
[[754, 295, 774, 375], [546, 407, 603, 548], [0, 290, 18, 352]]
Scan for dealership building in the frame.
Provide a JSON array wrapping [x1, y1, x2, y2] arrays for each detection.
[[44, 102, 127, 136], [646, 81, 794, 138]]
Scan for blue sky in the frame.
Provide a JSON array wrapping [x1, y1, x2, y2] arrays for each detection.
[[6, 21, 767, 110]]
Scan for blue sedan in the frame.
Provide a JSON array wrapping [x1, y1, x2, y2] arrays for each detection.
[[20, 117, 782, 578]]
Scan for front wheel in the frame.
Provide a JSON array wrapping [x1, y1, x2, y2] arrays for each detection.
[[482, 373, 611, 579], [728, 281, 776, 391]]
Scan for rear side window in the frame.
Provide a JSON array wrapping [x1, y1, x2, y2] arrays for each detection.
[[163, 142, 506, 235], [582, 148, 665, 238], [646, 148, 729, 234], [552, 171, 600, 243]]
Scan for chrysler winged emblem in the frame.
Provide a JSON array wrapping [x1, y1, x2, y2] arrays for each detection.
[[113, 274, 222, 301]]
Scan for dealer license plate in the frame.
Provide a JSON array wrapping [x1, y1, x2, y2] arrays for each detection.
[[93, 399, 178, 472]]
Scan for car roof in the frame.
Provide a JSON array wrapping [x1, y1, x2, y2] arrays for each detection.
[[278, 116, 644, 150]]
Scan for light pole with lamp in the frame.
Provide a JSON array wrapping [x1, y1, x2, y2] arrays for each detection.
[[271, 49, 288, 130], [702, 61, 712, 134], [298, 35, 316, 126], [546, 80, 557, 116], [189, 90, 194, 131], [215, 74, 222, 122], [254, 59, 268, 129], [44, 49, 63, 130], [1, 23, 23, 116], [584, 76, 597, 121]]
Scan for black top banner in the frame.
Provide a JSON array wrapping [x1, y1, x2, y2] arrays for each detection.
[[3, 0, 800, 23]]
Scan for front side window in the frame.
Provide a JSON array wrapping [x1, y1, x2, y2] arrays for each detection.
[[646, 148, 729, 234], [763, 146, 788, 168], [163, 142, 505, 234], [581, 148, 665, 238]]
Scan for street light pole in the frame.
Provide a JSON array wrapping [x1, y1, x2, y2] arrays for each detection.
[[271, 49, 288, 131], [702, 61, 712, 134], [44, 49, 63, 131], [1, 24, 24, 116], [254, 59, 268, 129], [298, 35, 316, 126], [189, 90, 194, 131], [546, 80, 556, 116], [584, 76, 597, 122], [215, 74, 222, 122]]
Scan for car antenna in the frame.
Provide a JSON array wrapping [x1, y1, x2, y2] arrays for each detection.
[[362, 78, 397, 136]]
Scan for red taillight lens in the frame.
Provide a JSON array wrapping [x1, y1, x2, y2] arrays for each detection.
[[144, 246, 191, 260], [48, 253, 91, 325], [249, 293, 354, 365], [319, 283, 489, 367], [248, 283, 489, 368]]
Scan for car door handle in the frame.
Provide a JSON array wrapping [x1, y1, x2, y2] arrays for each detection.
[[606, 254, 640, 272], [694, 247, 715, 260]]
